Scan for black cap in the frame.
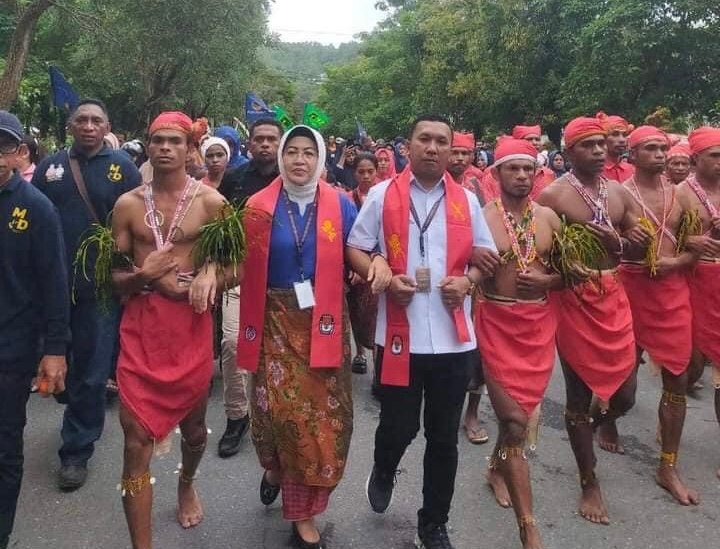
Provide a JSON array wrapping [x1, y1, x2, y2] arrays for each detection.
[[0, 111, 23, 143]]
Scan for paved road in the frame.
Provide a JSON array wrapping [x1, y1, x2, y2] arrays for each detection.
[[10, 361, 720, 549]]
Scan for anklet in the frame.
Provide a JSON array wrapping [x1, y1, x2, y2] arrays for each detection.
[[117, 472, 155, 497], [579, 471, 597, 488], [661, 390, 686, 406], [565, 409, 593, 427], [518, 515, 537, 530], [660, 451, 678, 467], [498, 446, 527, 461]]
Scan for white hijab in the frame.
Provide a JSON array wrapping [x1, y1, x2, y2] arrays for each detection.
[[278, 125, 327, 215]]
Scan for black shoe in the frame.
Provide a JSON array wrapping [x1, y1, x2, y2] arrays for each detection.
[[366, 465, 397, 513], [58, 464, 87, 492], [218, 416, 249, 458], [351, 355, 368, 374], [260, 471, 280, 505], [291, 523, 324, 549], [415, 519, 454, 549]]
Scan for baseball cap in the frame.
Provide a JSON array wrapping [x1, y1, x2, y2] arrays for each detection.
[[0, 111, 24, 143]]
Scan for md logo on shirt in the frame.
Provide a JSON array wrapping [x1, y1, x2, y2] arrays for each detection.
[[8, 206, 29, 232], [108, 164, 123, 182]]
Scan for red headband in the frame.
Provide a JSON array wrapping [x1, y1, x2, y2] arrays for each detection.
[[596, 111, 634, 133], [452, 132, 475, 150], [511, 125, 541, 140], [688, 126, 720, 155], [564, 117, 607, 148], [149, 111, 193, 137], [667, 144, 691, 159], [628, 125, 669, 149], [493, 137, 537, 167]]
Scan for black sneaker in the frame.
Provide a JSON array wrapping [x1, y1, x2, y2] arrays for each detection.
[[218, 416, 249, 458], [415, 520, 454, 549], [366, 465, 397, 513], [58, 464, 87, 492]]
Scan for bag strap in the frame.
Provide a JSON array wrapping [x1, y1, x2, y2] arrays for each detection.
[[66, 150, 100, 224]]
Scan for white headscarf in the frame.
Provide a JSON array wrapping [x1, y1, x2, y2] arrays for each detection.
[[278, 125, 327, 215], [200, 136, 231, 161]]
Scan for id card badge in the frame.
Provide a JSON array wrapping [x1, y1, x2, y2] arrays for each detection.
[[415, 266, 431, 293], [294, 279, 316, 310]]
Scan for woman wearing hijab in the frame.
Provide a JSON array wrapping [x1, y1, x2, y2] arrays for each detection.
[[374, 147, 397, 183], [215, 125, 249, 170], [200, 137, 230, 188], [548, 150, 567, 179], [237, 126, 391, 548]]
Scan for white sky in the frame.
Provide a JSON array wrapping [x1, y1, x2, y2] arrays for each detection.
[[269, 0, 386, 45]]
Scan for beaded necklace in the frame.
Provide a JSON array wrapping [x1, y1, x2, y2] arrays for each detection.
[[143, 176, 198, 249], [628, 177, 677, 250], [495, 199, 537, 272], [567, 172, 613, 227], [686, 175, 719, 237]]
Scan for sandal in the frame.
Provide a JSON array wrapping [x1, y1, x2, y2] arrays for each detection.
[[464, 425, 489, 444], [260, 471, 280, 505], [352, 355, 368, 374]]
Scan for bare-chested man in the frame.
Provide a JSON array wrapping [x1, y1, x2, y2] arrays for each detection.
[[111, 112, 236, 549], [680, 127, 720, 478], [536, 117, 649, 524], [476, 138, 562, 549], [618, 126, 699, 505]]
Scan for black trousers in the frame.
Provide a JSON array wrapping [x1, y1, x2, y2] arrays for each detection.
[[0, 366, 33, 549], [373, 347, 472, 525]]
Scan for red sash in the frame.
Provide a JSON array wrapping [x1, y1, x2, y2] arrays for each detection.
[[381, 167, 473, 386], [237, 178, 344, 372]]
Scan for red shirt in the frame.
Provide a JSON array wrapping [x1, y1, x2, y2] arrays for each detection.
[[603, 159, 635, 183]]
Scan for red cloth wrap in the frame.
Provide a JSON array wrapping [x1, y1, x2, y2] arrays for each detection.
[[688, 126, 720, 155], [493, 137, 537, 166], [618, 264, 692, 375], [382, 167, 473, 386], [452, 132, 475, 150], [564, 117, 607, 149], [596, 112, 634, 133], [552, 273, 635, 401], [475, 300, 557, 416], [511, 125, 541, 140], [148, 111, 193, 137], [668, 144, 691, 159], [117, 293, 213, 440], [237, 178, 345, 372], [628, 125, 669, 149], [688, 262, 720, 365]]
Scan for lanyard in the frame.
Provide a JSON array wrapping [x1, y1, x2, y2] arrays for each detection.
[[282, 189, 317, 281], [409, 191, 445, 261]]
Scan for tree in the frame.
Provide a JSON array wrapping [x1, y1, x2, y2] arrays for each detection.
[[0, 0, 57, 108]]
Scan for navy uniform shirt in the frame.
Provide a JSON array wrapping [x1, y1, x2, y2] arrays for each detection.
[[32, 145, 141, 300], [0, 173, 70, 369]]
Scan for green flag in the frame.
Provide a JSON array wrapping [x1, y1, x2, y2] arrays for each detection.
[[303, 103, 330, 130], [272, 104, 294, 131]]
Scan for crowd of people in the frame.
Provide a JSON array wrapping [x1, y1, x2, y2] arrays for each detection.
[[1, 99, 719, 549]]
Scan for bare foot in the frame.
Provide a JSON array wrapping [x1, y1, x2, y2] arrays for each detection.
[[487, 468, 512, 508], [578, 482, 609, 525], [177, 482, 204, 529], [656, 466, 700, 506], [519, 521, 543, 549], [596, 421, 625, 454]]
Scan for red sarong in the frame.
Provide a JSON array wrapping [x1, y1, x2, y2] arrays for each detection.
[[618, 264, 692, 375], [475, 299, 557, 416], [117, 293, 213, 440], [688, 262, 720, 365], [552, 273, 635, 401]]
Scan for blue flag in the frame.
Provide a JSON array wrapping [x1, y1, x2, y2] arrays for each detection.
[[48, 66, 79, 111], [245, 93, 275, 123], [356, 120, 368, 141]]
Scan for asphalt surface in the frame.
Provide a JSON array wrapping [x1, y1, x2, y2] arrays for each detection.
[[10, 359, 720, 549]]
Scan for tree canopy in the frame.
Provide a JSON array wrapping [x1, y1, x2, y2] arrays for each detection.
[[319, 0, 720, 139]]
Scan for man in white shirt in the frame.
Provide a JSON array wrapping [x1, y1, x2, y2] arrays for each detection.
[[346, 115, 498, 549]]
